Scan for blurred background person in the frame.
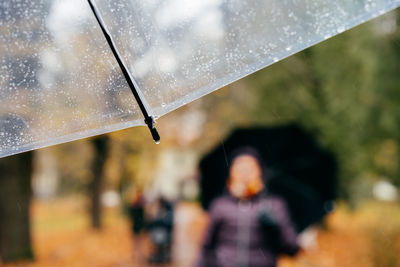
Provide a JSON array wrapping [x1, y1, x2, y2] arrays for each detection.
[[147, 196, 175, 264], [128, 189, 146, 262], [197, 148, 299, 267]]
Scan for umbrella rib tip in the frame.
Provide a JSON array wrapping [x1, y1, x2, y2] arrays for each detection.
[[145, 116, 160, 144]]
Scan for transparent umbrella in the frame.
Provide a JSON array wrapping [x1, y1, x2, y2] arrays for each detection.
[[0, 0, 399, 157]]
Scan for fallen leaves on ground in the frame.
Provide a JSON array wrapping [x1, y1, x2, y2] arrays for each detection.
[[3, 198, 400, 267]]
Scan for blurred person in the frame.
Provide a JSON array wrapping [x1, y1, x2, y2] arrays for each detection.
[[197, 148, 299, 267], [128, 189, 146, 262], [147, 197, 175, 264]]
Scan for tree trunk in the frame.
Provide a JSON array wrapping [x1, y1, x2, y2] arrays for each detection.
[[90, 135, 110, 229], [0, 152, 34, 263]]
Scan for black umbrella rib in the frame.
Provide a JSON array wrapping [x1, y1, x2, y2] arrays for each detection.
[[87, 0, 160, 143]]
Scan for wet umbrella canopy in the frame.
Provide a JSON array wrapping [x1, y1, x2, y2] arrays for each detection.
[[0, 0, 400, 157], [199, 125, 337, 232]]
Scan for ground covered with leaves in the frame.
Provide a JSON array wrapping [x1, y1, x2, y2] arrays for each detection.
[[4, 198, 400, 267]]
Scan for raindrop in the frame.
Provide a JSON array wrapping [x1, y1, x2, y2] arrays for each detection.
[[337, 26, 345, 33]]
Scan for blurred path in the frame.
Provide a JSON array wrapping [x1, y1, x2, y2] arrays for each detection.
[[171, 203, 208, 267]]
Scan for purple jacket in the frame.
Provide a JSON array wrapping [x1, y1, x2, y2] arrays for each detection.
[[197, 194, 299, 267]]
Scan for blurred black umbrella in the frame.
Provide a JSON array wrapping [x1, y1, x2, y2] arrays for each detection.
[[199, 124, 337, 232]]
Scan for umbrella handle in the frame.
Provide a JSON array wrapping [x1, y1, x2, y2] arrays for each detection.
[[87, 0, 160, 144]]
